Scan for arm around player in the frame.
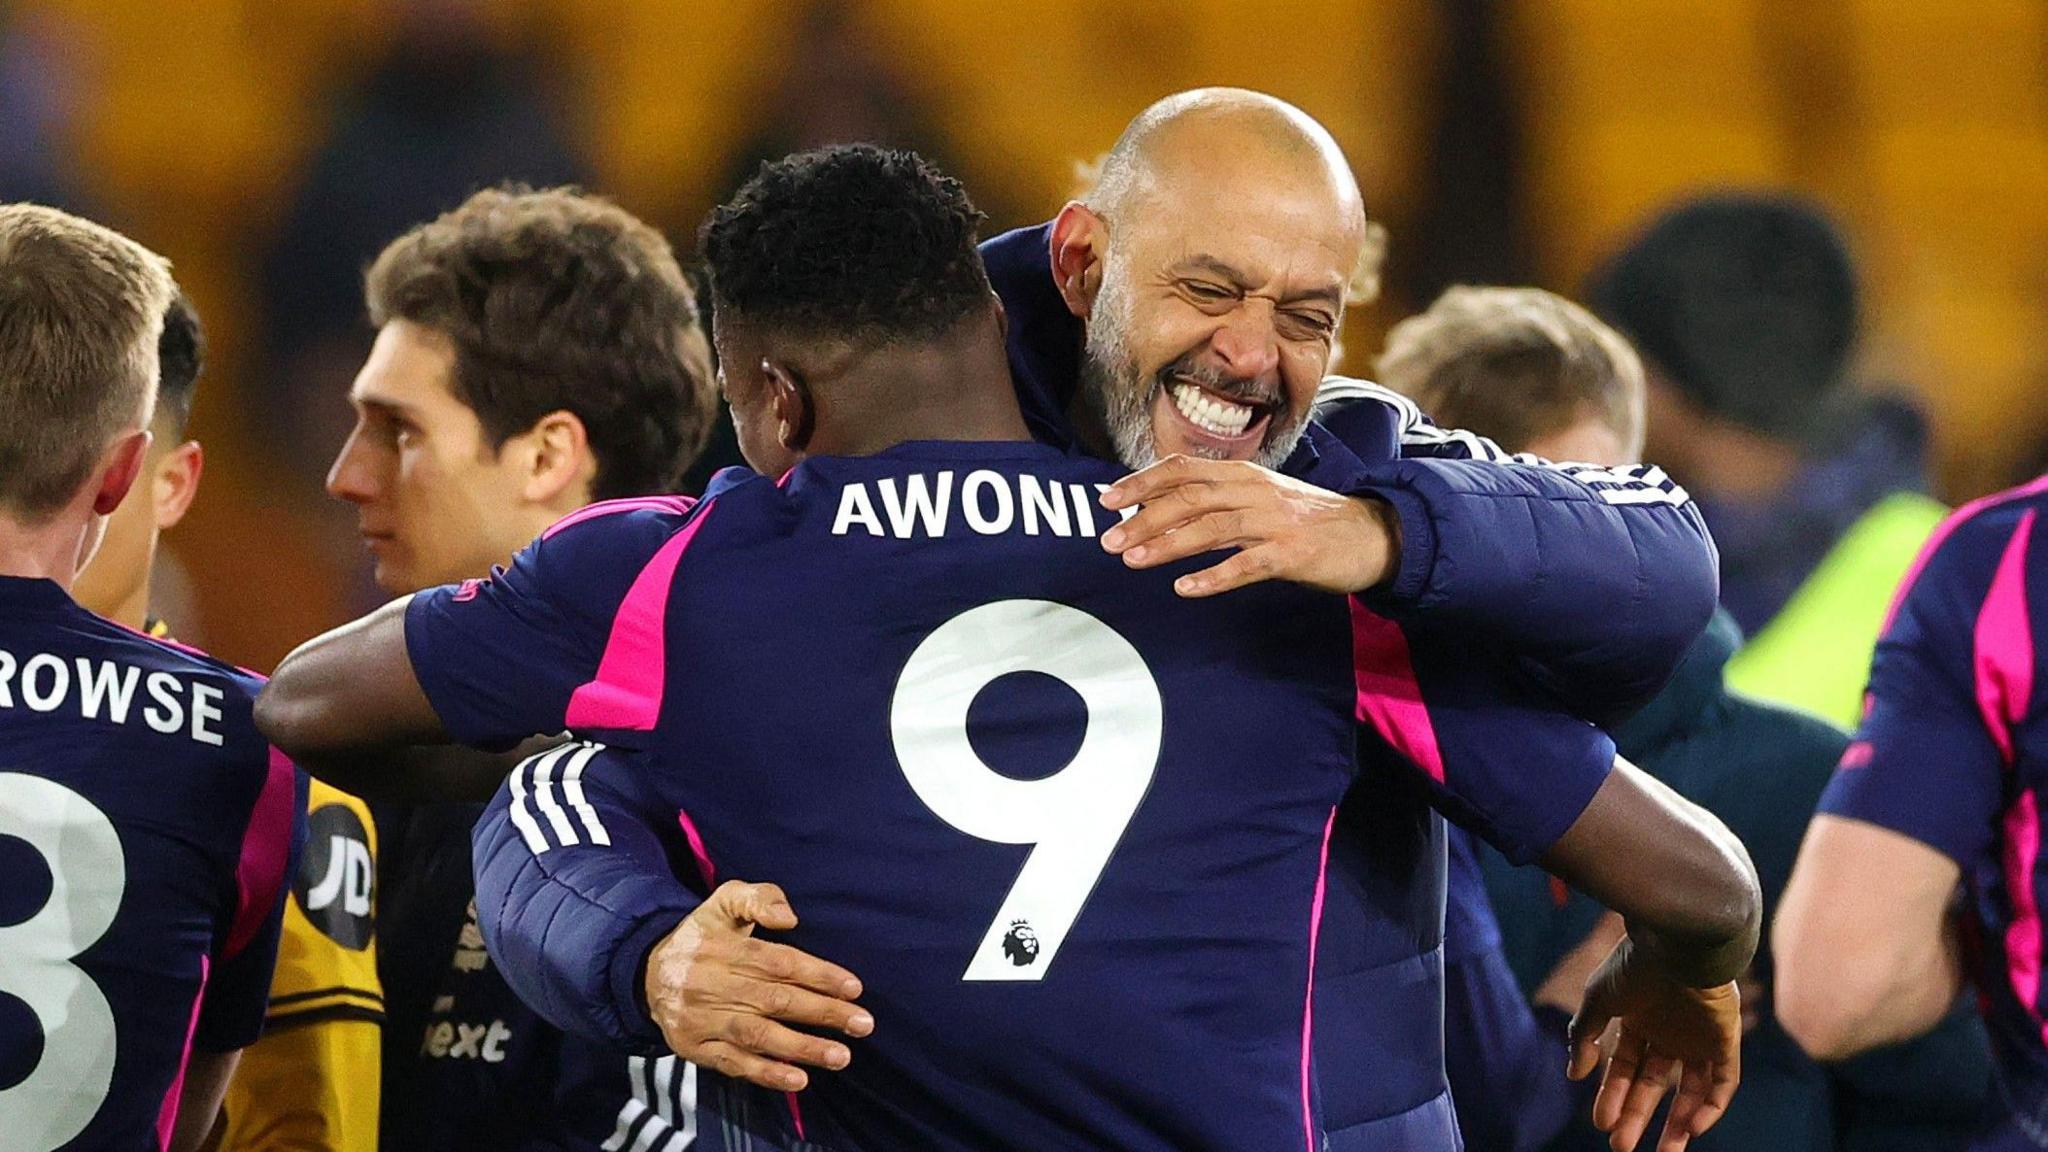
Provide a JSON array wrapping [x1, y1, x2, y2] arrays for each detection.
[[1102, 385, 1719, 721], [471, 742, 872, 1091]]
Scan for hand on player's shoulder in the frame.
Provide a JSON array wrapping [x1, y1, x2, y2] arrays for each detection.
[[1098, 454, 1399, 598]]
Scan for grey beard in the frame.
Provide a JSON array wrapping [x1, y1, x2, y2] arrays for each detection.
[[1080, 275, 1312, 472], [1080, 292, 1158, 471]]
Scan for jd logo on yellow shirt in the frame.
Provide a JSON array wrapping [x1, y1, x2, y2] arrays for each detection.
[[295, 803, 374, 949]]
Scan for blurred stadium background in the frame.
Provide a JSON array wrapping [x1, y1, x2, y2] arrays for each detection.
[[3, 0, 2042, 669]]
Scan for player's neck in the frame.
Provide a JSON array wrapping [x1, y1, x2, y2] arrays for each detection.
[[101, 581, 151, 632], [0, 509, 92, 590], [812, 338, 1032, 457]]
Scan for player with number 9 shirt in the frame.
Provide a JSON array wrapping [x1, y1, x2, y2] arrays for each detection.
[[0, 205, 303, 1152]]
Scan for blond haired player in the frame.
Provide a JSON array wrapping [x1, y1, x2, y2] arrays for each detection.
[[76, 293, 382, 1152]]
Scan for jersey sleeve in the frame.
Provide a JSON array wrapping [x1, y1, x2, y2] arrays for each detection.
[[1818, 506, 2035, 866], [196, 746, 308, 1052], [1313, 378, 1719, 723], [405, 498, 700, 751], [265, 781, 382, 1030], [1350, 602, 1616, 864], [471, 741, 702, 1054]]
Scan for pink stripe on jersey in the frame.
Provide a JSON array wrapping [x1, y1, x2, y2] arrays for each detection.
[[1977, 511, 2043, 1031], [1974, 510, 2037, 764], [154, 954, 209, 1150], [562, 501, 718, 732], [667, 801, 806, 1141], [225, 747, 298, 959], [2003, 791, 2045, 1023], [541, 495, 698, 541], [1300, 806, 1338, 1152], [1347, 600, 1446, 783], [675, 807, 716, 889], [787, 1091, 809, 1142], [1882, 474, 2048, 637]]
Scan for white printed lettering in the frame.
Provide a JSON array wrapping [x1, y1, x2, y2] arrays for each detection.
[[190, 682, 225, 746], [21, 653, 68, 712], [483, 1020, 513, 1062], [74, 659, 140, 724], [962, 470, 1013, 535], [879, 471, 954, 538], [832, 483, 883, 536], [0, 648, 14, 708], [143, 671, 185, 734], [1019, 475, 1072, 537], [1070, 484, 1099, 537], [423, 1022, 454, 1058]]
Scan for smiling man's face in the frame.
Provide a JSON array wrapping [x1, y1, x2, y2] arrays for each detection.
[[1078, 149, 1363, 470]]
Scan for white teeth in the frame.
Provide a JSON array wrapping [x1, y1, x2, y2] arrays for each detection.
[[1170, 382, 1255, 437]]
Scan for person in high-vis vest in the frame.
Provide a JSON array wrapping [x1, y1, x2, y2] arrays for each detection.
[[1588, 193, 1945, 729], [72, 293, 382, 1152]]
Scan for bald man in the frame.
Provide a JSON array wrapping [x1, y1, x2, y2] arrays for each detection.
[[978, 90, 1741, 1151]]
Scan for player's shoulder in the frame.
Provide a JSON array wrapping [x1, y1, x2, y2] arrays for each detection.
[[92, 616, 268, 700], [524, 492, 716, 570], [1904, 475, 2048, 599], [1314, 375, 1411, 417], [539, 493, 704, 545]]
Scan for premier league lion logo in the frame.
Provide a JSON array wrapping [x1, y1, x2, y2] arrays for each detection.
[[1001, 920, 1040, 966]]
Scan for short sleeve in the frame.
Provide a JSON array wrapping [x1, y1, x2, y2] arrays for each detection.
[[1351, 602, 1615, 865], [265, 781, 382, 1028], [196, 748, 308, 1052], [404, 499, 697, 751], [1818, 510, 2029, 868]]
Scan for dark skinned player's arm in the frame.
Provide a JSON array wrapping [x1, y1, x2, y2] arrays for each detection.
[[1541, 757, 1761, 988], [255, 597, 544, 803]]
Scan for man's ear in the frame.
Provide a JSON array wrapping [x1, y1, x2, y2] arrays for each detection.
[[153, 440, 204, 532], [92, 429, 153, 516], [762, 359, 814, 452], [520, 410, 594, 505], [1049, 201, 1109, 319]]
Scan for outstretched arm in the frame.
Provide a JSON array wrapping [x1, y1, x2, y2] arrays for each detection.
[[262, 502, 705, 798], [258, 597, 436, 749], [255, 599, 534, 801], [1773, 815, 1963, 1059]]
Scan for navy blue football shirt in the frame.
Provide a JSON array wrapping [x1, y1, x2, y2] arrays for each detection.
[[413, 438, 1614, 1150], [0, 576, 302, 1150]]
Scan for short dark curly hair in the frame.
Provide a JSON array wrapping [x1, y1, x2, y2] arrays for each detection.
[[156, 292, 204, 437], [365, 185, 715, 501], [698, 145, 991, 340]]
